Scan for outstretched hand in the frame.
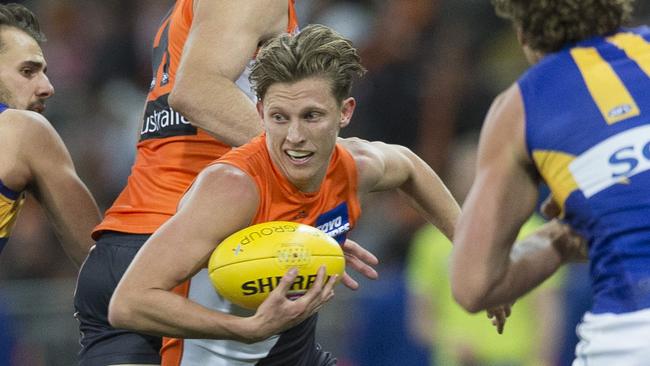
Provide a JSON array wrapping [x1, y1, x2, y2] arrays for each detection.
[[249, 266, 337, 343], [341, 239, 379, 290]]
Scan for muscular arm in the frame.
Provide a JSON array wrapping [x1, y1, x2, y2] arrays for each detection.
[[449, 84, 567, 312], [109, 164, 334, 341], [168, 0, 289, 146], [341, 138, 460, 240], [17, 112, 100, 267]]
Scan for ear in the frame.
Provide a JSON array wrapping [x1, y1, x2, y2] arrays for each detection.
[[256, 101, 264, 119], [339, 97, 356, 128]]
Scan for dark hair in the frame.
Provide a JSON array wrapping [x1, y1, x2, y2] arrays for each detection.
[[250, 24, 366, 102], [493, 0, 634, 53], [0, 3, 45, 52]]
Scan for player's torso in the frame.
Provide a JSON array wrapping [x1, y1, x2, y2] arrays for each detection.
[[96, 0, 299, 236], [521, 26, 650, 314], [162, 136, 359, 365]]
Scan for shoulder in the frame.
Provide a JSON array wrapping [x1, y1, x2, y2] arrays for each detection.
[[195, 163, 258, 198], [0, 109, 55, 137], [0, 110, 61, 189], [0, 109, 61, 158]]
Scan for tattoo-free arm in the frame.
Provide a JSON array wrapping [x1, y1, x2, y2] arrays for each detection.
[[168, 0, 289, 146], [450, 84, 567, 312], [21, 112, 100, 267]]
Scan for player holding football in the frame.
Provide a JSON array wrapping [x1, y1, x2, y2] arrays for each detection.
[[109, 24, 460, 365]]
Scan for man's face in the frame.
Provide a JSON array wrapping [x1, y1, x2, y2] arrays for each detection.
[[0, 26, 53, 112], [258, 76, 355, 192]]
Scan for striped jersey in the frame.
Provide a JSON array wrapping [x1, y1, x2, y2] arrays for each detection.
[[520, 26, 650, 314], [161, 135, 361, 365], [0, 103, 25, 253], [93, 0, 299, 238]]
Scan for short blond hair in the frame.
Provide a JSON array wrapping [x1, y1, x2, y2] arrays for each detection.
[[250, 24, 366, 103]]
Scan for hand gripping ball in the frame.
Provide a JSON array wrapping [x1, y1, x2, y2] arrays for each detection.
[[208, 221, 345, 309]]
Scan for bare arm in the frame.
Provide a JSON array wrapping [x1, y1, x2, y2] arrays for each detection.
[[17, 112, 100, 267], [341, 138, 460, 240], [168, 0, 289, 146], [450, 84, 569, 312], [108, 164, 335, 341]]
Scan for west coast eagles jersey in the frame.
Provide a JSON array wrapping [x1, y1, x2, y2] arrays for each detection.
[[520, 26, 650, 314]]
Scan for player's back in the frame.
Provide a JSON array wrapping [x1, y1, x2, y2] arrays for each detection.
[[520, 26, 650, 314]]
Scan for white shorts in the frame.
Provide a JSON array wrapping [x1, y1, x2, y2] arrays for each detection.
[[572, 308, 650, 366]]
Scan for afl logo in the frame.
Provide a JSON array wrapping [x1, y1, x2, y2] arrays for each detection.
[[608, 104, 632, 118]]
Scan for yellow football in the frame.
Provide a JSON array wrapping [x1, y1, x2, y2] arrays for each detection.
[[208, 221, 345, 310]]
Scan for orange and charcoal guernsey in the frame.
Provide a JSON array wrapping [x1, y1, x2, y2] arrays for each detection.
[[92, 0, 299, 238], [161, 134, 361, 365]]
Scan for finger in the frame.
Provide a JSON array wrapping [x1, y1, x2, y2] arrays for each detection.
[[541, 195, 561, 219], [494, 310, 506, 334], [272, 268, 298, 297], [321, 274, 337, 302], [343, 239, 379, 265], [344, 253, 379, 280], [341, 271, 359, 290], [298, 266, 327, 303]]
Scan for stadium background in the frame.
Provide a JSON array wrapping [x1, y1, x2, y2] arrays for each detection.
[[1, 1, 649, 365]]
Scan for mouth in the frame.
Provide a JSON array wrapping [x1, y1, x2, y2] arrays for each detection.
[[29, 103, 45, 113], [285, 149, 314, 164]]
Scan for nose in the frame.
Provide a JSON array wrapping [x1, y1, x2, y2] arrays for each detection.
[[36, 73, 54, 99], [286, 121, 306, 144]]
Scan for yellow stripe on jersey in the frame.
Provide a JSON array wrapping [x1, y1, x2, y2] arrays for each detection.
[[571, 47, 640, 125], [607, 32, 650, 78], [0, 192, 24, 238], [532, 150, 579, 214]]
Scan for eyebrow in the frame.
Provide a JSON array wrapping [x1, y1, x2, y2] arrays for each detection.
[[21, 60, 47, 73]]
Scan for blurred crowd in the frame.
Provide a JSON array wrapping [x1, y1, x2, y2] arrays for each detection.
[[1, 0, 650, 365]]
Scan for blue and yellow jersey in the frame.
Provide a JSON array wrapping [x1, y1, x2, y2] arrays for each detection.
[[0, 103, 25, 253], [520, 26, 650, 314]]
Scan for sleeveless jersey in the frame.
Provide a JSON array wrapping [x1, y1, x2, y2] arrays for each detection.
[[93, 0, 299, 238], [0, 104, 25, 254], [520, 26, 650, 314], [161, 135, 361, 365]]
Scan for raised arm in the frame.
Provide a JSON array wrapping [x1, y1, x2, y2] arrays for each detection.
[[16, 111, 100, 267], [449, 84, 571, 312], [168, 0, 290, 146], [341, 137, 460, 240], [108, 164, 334, 341]]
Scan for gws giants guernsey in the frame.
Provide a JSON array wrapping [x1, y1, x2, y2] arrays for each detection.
[[161, 135, 361, 365]]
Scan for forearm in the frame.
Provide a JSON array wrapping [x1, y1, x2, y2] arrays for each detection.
[[399, 152, 460, 240], [38, 174, 101, 267], [472, 230, 565, 310], [169, 77, 262, 146], [109, 288, 257, 342]]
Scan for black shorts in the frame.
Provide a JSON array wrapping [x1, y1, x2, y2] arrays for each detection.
[[74, 232, 161, 366]]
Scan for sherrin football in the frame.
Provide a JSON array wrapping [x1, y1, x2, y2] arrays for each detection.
[[208, 221, 345, 310]]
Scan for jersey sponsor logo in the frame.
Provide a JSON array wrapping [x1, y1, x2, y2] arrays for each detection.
[[315, 203, 350, 244], [570, 124, 650, 197], [139, 94, 197, 140]]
